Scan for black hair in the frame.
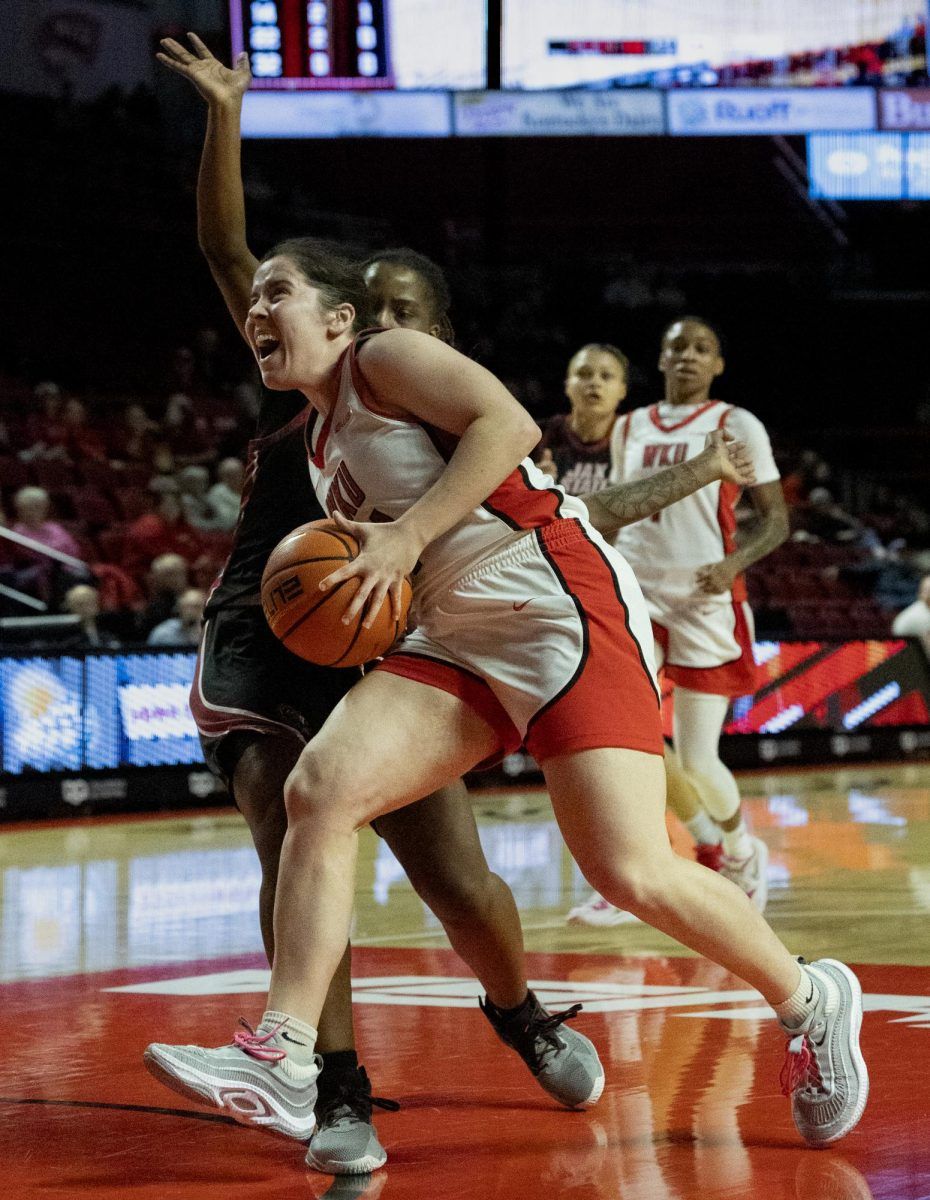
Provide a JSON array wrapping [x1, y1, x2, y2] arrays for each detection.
[[362, 246, 454, 343], [661, 315, 725, 356], [262, 237, 373, 331], [569, 342, 630, 383]]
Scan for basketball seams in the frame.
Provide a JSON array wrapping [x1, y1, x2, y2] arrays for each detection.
[[261, 518, 410, 668]]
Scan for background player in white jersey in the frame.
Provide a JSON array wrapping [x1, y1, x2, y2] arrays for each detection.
[[146, 247, 866, 1156], [578, 317, 789, 927]]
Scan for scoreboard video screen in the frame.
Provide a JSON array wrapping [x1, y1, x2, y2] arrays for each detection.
[[231, 0, 486, 90], [502, 0, 926, 90]]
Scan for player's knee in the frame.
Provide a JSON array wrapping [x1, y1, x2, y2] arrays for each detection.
[[283, 743, 367, 826], [587, 858, 667, 916]]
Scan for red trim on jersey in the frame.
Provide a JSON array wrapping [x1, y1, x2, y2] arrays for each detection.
[[374, 651, 521, 767], [483, 463, 565, 531], [656, 602, 757, 697], [714, 405, 747, 603], [615, 411, 632, 464], [307, 406, 333, 469], [649, 400, 721, 433]]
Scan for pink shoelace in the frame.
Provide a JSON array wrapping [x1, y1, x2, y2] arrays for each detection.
[[233, 1018, 287, 1063], [780, 1033, 823, 1097]]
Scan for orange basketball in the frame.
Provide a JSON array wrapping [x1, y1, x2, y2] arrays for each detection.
[[261, 518, 412, 668]]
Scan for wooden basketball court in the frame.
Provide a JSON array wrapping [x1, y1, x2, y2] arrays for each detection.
[[2, 763, 929, 1198]]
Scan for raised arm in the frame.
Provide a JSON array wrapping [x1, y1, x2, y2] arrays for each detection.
[[157, 33, 257, 338], [582, 431, 756, 538]]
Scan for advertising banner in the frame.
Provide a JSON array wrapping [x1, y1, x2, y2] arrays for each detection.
[[454, 89, 664, 136], [241, 89, 452, 137], [668, 87, 876, 135], [880, 89, 930, 130]]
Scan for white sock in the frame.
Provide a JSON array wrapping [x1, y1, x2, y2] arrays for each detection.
[[773, 963, 820, 1029], [684, 811, 720, 846], [721, 817, 753, 860], [259, 1009, 319, 1077]]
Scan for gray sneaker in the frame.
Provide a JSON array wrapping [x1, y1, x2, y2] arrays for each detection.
[[480, 991, 606, 1109], [144, 1020, 319, 1140], [306, 1066, 397, 1175], [779, 960, 868, 1146]]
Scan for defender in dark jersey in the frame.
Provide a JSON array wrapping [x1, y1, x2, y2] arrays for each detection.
[[535, 342, 629, 495], [157, 36, 604, 1176]]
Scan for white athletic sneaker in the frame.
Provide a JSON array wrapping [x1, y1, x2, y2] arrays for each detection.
[[720, 836, 770, 911], [144, 1020, 320, 1139], [566, 893, 642, 927], [779, 960, 869, 1146]]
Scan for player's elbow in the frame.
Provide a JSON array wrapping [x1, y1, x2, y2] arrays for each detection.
[[513, 413, 541, 458]]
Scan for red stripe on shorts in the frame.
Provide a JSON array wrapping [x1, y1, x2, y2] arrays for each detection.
[[661, 601, 757, 698], [374, 650, 522, 768], [525, 520, 663, 763]]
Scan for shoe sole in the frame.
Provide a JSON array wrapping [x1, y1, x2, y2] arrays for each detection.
[[804, 960, 869, 1146], [305, 1145, 388, 1175], [143, 1048, 316, 1141], [750, 837, 769, 913], [566, 910, 642, 927], [579, 1064, 606, 1109]]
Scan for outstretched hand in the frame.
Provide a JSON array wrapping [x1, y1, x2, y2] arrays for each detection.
[[702, 430, 756, 487], [156, 32, 251, 105]]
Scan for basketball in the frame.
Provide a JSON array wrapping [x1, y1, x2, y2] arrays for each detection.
[[260, 518, 412, 667]]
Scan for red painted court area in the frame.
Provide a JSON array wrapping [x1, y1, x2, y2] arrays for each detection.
[[2, 945, 928, 1200]]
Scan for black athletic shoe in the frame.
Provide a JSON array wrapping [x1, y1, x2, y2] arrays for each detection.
[[306, 1066, 399, 1176], [480, 990, 605, 1109]]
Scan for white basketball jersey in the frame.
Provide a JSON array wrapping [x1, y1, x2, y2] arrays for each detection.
[[305, 333, 588, 609], [611, 400, 779, 604]]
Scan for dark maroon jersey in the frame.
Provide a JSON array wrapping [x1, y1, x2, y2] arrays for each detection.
[[205, 392, 325, 611], [536, 413, 615, 496]]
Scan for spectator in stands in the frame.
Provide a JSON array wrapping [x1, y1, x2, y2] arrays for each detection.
[[10, 486, 85, 601], [891, 575, 930, 649], [11, 486, 81, 561], [123, 483, 203, 578], [798, 488, 883, 554], [61, 398, 107, 462], [109, 402, 159, 465], [62, 583, 120, 648], [177, 465, 223, 531], [164, 392, 214, 464], [20, 381, 68, 461], [206, 457, 245, 531], [147, 586, 205, 646], [138, 552, 190, 637]]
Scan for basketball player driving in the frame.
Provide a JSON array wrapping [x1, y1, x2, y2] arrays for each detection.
[[148, 233, 868, 1156]]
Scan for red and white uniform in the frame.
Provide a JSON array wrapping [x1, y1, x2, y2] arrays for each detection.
[[610, 400, 779, 696], [304, 332, 663, 764]]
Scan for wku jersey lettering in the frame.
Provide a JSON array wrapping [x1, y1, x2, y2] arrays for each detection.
[[326, 461, 365, 519], [642, 442, 688, 469], [325, 461, 392, 524]]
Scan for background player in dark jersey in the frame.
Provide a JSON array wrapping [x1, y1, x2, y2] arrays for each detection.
[[535, 342, 629, 496], [158, 35, 604, 1176]]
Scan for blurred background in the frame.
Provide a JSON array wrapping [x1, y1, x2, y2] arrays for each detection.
[[2, 0, 930, 813]]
